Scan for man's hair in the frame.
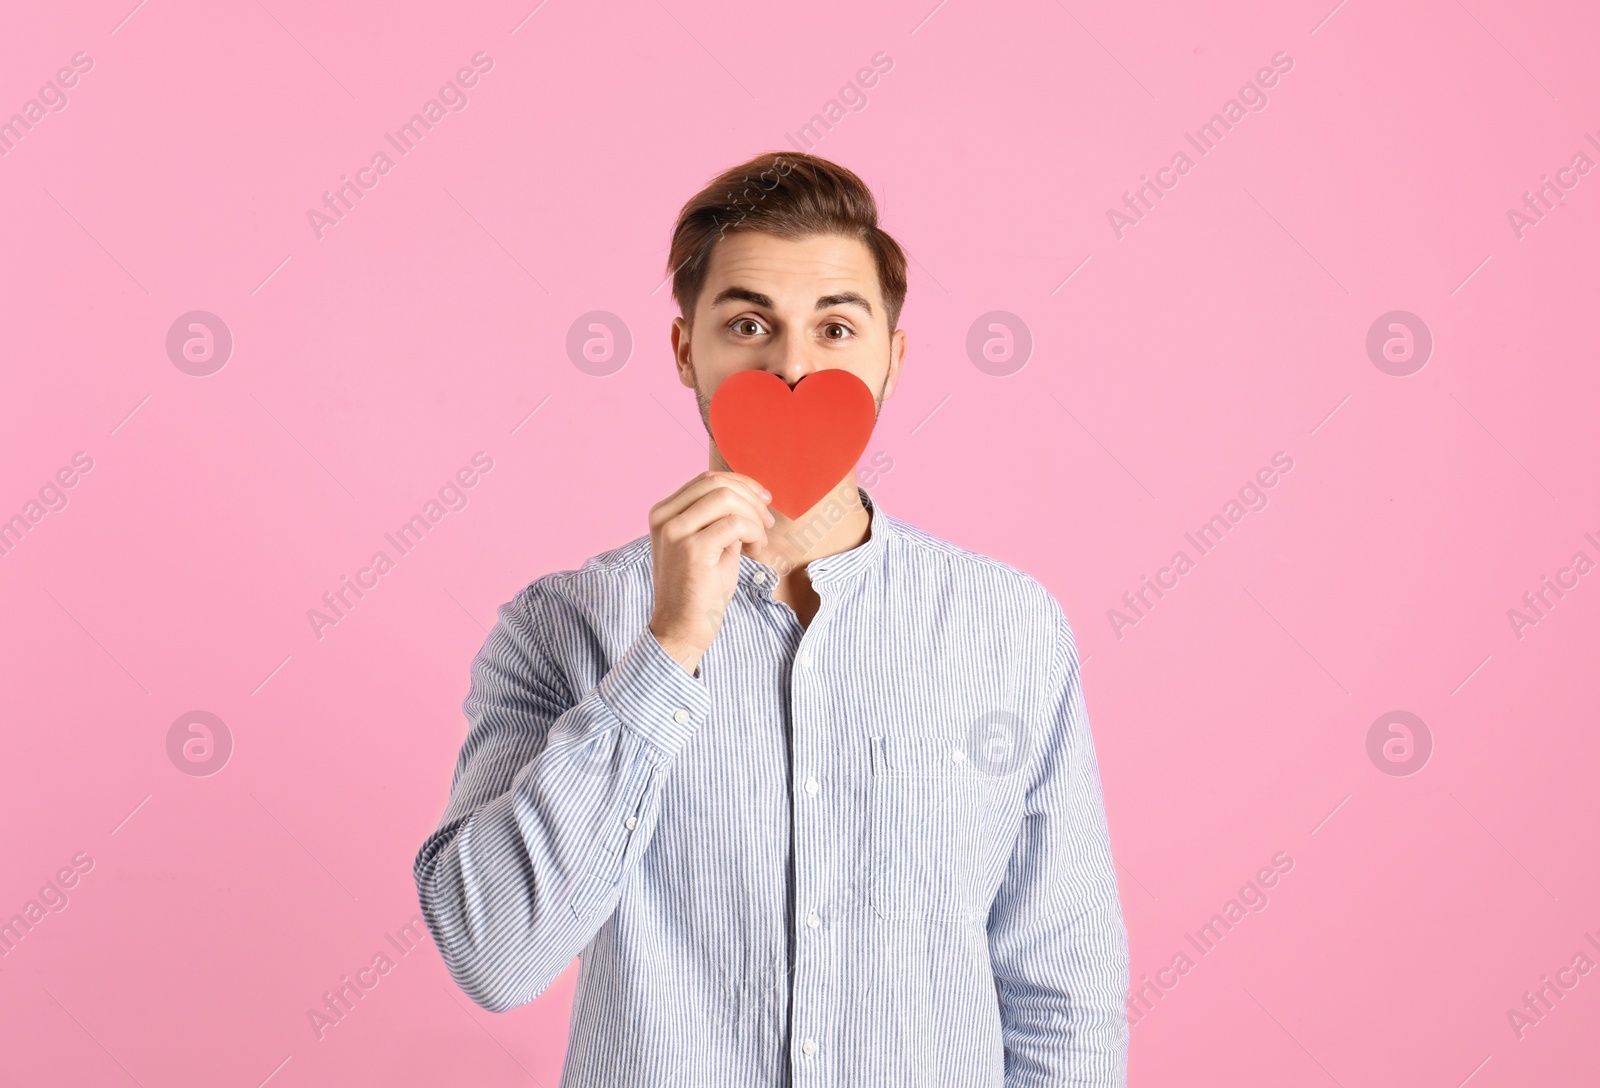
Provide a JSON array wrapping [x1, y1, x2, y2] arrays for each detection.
[[667, 152, 909, 333]]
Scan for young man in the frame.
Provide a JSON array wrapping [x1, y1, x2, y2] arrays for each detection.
[[414, 152, 1129, 1086]]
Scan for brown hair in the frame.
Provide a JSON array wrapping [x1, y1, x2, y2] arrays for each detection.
[[667, 151, 909, 333]]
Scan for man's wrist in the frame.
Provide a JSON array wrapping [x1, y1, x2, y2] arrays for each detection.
[[648, 623, 704, 678], [595, 624, 712, 763]]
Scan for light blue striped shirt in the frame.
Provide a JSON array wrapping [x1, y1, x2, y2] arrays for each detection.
[[414, 487, 1128, 1086]]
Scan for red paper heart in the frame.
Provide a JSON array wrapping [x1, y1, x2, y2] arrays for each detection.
[[708, 369, 877, 520]]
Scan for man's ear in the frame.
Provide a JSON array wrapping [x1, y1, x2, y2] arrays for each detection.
[[670, 315, 696, 389], [881, 327, 907, 401]]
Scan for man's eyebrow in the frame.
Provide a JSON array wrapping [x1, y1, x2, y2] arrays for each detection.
[[709, 286, 774, 309], [815, 292, 873, 316], [707, 286, 875, 317]]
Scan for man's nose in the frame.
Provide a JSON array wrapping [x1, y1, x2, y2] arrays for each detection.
[[771, 331, 814, 388]]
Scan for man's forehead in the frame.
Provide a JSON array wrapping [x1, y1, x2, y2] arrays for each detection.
[[701, 232, 878, 302]]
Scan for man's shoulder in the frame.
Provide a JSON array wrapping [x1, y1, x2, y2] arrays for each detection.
[[507, 533, 653, 615], [572, 532, 655, 578], [885, 513, 1064, 624]]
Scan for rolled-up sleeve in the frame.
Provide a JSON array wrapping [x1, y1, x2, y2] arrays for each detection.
[[987, 602, 1129, 1086], [413, 581, 710, 1013]]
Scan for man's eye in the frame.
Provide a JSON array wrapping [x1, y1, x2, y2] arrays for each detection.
[[732, 319, 765, 336], [822, 323, 852, 340]]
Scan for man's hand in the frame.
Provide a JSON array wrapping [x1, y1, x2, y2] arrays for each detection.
[[647, 470, 774, 676]]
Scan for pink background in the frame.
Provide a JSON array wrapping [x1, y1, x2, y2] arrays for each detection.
[[2, 0, 1597, 1084]]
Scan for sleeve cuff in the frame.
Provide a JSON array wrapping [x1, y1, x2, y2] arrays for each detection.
[[595, 625, 712, 763]]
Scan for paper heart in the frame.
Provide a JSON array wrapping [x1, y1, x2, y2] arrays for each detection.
[[708, 369, 877, 520]]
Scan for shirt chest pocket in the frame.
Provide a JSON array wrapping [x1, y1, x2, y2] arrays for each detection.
[[868, 734, 986, 922]]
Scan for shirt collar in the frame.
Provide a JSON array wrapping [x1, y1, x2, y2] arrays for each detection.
[[739, 485, 890, 592]]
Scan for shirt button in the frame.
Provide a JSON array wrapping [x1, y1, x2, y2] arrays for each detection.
[[673, 708, 690, 725], [801, 1038, 818, 1056], [950, 748, 966, 763], [752, 570, 767, 585], [803, 777, 819, 796], [625, 816, 638, 830], [799, 650, 813, 668], [806, 912, 821, 929]]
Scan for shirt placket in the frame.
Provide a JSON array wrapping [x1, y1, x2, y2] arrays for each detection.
[[745, 558, 838, 1084], [790, 623, 826, 1082]]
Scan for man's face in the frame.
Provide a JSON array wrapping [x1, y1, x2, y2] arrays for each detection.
[[671, 231, 907, 438]]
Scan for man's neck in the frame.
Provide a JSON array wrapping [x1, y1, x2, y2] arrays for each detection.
[[757, 475, 870, 579], [706, 448, 870, 574], [751, 474, 867, 628]]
